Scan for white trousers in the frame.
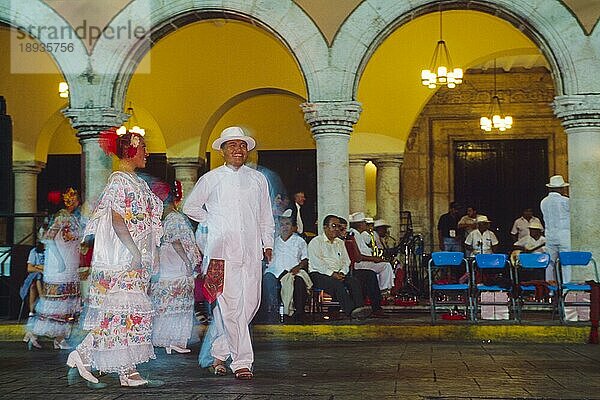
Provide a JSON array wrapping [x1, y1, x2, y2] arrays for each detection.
[[354, 261, 394, 290], [210, 260, 262, 372], [546, 231, 571, 282]]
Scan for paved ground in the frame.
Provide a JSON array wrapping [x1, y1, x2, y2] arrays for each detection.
[[2, 340, 600, 400]]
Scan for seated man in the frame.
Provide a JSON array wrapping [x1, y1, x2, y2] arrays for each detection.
[[263, 210, 310, 323], [337, 217, 387, 318], [308, 215, 372, 320], [510, 207, 543, 242], [349, 212, 394, 292], [512, 220, 546, 281], [374, 219, 398, 258], [464, 215, 499, 256]]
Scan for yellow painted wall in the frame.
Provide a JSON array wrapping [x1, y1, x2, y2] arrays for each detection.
[[365, 161, 377, 217], [128, 20, 307, 160], [208, 93, 314, 169], [355, 10, 542, 153], [0, 27, 69, 161]]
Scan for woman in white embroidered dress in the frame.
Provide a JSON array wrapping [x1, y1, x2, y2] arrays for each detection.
[[150, 180, 200, 354], [66, 129, 163, 387], [24, 188, 82, 350]]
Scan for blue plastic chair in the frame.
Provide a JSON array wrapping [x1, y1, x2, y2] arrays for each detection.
[[428, 252, 472, 322], [556, 251, 599, 323], [472, 253, 516, 321], [515, 253, 557, 322]]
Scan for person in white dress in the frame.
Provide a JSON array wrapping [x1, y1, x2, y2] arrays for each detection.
[[25, 188, 82, 350], [183, 126, 274, 380], [66, 129, 163, 387], [150, 180, 201, 354]]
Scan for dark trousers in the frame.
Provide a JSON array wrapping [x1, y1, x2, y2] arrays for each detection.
[[293, 276, 308, 317], [309, 272, 364, 316], [350, 269, 382, 312]]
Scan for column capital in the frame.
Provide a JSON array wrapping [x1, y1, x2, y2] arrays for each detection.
[[63, 107, 129, 139], [168, 157, 204, 169], [300, 101, 362, 136], [374, 154, 404, 166], [553, 94, 600, 130], [12, 160, 45, 174], [349, 156, 369, 165]]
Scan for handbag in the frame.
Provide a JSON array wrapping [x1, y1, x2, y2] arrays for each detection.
[[202, 259, 225, 303]]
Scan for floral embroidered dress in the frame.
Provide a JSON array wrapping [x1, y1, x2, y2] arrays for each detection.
[[77, 171, 163, 374], [28, 209, 82, 339], [150, 211, 201, 348]]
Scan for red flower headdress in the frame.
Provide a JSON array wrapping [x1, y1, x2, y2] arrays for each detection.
[[99, 126, 143, 159]]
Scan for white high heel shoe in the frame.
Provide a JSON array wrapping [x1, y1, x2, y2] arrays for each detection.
[[23, 332, 41, 350], [166, 345, 191, 354], [66, 350, 98, 384], [119, 372, 148, 387], [54, 338, 71, 350]]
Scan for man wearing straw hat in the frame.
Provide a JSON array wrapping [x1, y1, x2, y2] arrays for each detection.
[[540, 174, 571, 282], [184, 126, 274, 380]]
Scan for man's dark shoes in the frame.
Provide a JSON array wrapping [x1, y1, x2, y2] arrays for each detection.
[[351, 306, 372, 320]]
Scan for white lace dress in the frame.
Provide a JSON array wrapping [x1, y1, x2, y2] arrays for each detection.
[[28, 209, 82, 339], [150, 211, 200, 348], [77, 171, 163, 374]]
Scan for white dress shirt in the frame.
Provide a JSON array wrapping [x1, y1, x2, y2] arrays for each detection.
[[308, 233, 350, 276], [295, 202, 303, 234], [464, 229, 499, 255], [183, 164, 274, 263], [350, 228, 372, 256], [514, 235, 546, 253], [265, 233, 308, 278], [510, 216, 543, 240], [540, 192, 570, 239]]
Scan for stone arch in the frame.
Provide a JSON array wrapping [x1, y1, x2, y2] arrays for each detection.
[[331, 0, 587, 100], [0, 1, 90, 103], [165, 87, 306, 160], [90, 0, 327, 111]]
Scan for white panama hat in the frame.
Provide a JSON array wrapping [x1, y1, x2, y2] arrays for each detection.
[[374, 219, 390, 228], [348, 212, 366, 223], [475, 215, 491, 223], [546, 175, 569, 188], [212, 126, 256, 151]]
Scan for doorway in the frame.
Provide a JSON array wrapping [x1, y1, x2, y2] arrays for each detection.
[[453, 139, 548, 252], [257, 149, 317, 231]]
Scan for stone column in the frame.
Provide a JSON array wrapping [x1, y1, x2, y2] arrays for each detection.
[[169, 157, 203, 202], [13, 160, 45, 245], [375, 155, 403, 240], [553, 94, 600, 258], [349, 156, 368, 214], [63, 108, 128, 207], [301, 101, 362, 229]]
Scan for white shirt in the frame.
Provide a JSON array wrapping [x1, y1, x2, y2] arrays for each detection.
[[510, 216, 542, 240], [540, 192, 570, 238], [183, 164, 275, 263], [350, 228, 372, 256], [265, 233, 308, 278], [514, 235, 546, 253], [308, 233, 351, 276], [465, 229, 499, 255], [295, 202, 303, 234]]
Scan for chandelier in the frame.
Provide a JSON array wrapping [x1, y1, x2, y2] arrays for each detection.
[[58, 82, 69, 98], [480, 60, 513, 132], [421, 9, 463, 89], [117, 103, 146, 136]]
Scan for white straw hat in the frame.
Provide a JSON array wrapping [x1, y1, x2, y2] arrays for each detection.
[[546, 175, 569, 188], [212, 126, 256, 151]]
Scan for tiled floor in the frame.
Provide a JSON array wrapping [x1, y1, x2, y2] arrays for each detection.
[[1, 340, 600, 399]]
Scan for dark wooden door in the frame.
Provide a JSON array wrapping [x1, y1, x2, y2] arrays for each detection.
[[257, 149, 317, 230], [454, 139, 548, 252]]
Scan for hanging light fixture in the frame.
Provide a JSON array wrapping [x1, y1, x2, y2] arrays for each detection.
[[118, 102, 145, 136], [421, 7, 463, 89], [58, 82, 69, 98], [480, 60, 513, 132]]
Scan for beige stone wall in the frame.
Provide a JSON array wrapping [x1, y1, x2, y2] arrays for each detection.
[[403, 68, 567, 251]]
